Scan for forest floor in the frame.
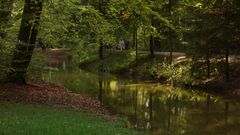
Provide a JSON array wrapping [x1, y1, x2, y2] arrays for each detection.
[[201, 69, 240, 97], [0, 80, 116, 121]]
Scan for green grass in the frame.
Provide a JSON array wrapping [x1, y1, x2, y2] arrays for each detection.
[[79, 50, 149, 73], [0, 101, 144, 135]]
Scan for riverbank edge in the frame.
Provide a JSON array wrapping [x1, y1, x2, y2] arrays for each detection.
[[0, 80, 118, 122], [80, 57, 240, 98], [37, 48, 240, 97]]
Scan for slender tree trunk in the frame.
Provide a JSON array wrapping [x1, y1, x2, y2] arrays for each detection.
[[98, 0, 104, 60], [132, 28, 138, 64], [149, 18, 155, 58], [135, 28, 138, 65], [99, 40, 103, 59], [225, 47, 229, 81], [168, 0, 173, 64], [132, 30, 135, 49], [150, 35, 155, 58], [169, 37, 173, 64], [98, 79, 103, 102], [7, 0, 43, 84], [206, 50, 210, 78]]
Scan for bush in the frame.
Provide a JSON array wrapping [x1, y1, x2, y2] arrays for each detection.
[[0, 38, 15, 81]]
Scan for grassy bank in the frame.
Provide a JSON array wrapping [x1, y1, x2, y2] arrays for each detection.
[[0, 101, 144, 135], [78, 50, 185, 81], [78, 50, 240, 92], [79, 50, 150, 74]]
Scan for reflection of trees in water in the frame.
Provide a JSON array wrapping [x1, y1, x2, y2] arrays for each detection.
[[40, 68, 240, 135], [98, 79, 111, 103], [224, 101, 229, 123], [94, 78, 240, 134], [98, 80, 103, 102]]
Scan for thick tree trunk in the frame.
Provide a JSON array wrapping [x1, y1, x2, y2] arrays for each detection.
[[7, 0, 43, 84]]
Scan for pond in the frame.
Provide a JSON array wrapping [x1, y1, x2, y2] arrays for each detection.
[[34, 66, 240, 135]]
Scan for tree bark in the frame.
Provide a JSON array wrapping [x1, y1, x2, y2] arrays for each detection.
[[99, 40, 103, 59], [98, 0, 105, 60], [206, 50, 210, 78], [135, 28, 138, 65], [225, 47, 229, 81], [7, 0, 43, 84], [150, 35, 155, 58], [168, 0, 173, 64]]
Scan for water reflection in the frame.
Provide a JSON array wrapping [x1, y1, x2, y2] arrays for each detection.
[[40, 69, 240, 135]]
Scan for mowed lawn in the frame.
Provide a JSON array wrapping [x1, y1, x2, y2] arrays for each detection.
[[0, 101, 144, 135]]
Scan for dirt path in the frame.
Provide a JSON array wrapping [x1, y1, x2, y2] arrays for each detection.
[[35, 48, 72, 67]]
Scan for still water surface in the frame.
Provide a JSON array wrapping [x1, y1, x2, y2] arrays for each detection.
[[38, 68, 240, 135]]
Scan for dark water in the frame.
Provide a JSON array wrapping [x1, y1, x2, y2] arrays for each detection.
[[35, 67, 240, 135]]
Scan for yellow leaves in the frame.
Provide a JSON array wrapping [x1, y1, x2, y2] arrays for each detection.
[[120, 10, 132, 20]]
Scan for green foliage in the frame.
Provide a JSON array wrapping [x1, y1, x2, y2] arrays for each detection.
[[151, 59, 192, 84], [26, 52, 45, 79], [0, 38, 15, 80], [1, 0, 240, 85], [96, 51, 148, 73]]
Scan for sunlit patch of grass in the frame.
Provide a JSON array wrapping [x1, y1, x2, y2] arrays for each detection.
[[0, 101, 144, 135], [79, 50, 149, 73]]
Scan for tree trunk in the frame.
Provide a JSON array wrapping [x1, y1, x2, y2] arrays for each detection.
[[169, 30, 173, 64], [168, 0, 173, 64], [98, 79, 103, 102], [149, 18, 155, 58], [99, 40, 103, 59], [7, 0, 43, 84], [225, 47, 229, 81], [98, 0, 105, 60], [206, 50, 210, 78], [150, 35, 155, 58], [135, 28, 138, 65], [132, 30, 135, 49]]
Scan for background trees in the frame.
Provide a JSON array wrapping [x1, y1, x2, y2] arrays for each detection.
[[0, 0, 239, 84], [7, 0, 44, 84]]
